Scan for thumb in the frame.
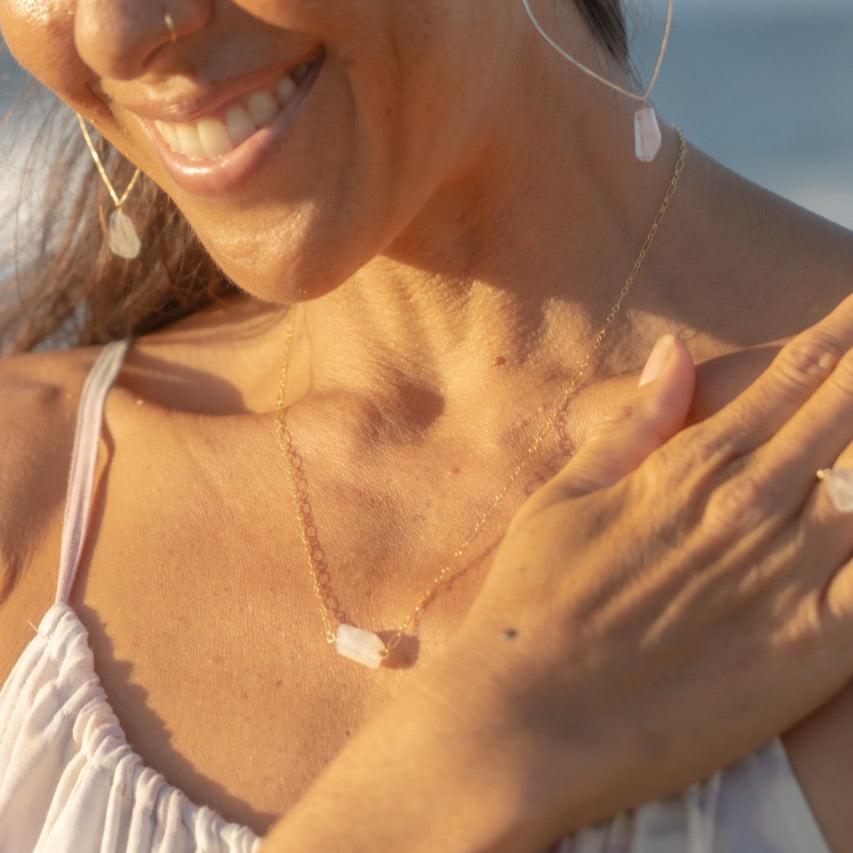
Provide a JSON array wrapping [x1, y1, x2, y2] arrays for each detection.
[[557, 334, 696, 496]]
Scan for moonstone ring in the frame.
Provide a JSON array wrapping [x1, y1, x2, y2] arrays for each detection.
[[817, 468, 853, 513]]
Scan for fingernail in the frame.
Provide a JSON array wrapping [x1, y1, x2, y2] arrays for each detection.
[[639, 334, 676, 387]]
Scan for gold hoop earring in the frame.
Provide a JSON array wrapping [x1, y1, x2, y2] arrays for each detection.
[[522, 0, 675, 162]]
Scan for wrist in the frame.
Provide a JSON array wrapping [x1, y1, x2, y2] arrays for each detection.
[[412, 628, 575, 850], [423, 619, 620, 847], [404, 657, 538, 851], [261, 641, 544, 853]]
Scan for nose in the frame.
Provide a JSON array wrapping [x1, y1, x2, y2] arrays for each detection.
[[74, 0, 212, 80]]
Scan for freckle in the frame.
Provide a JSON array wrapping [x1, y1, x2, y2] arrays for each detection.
[[502, 627, 519, 641], [450, 465, 460, 475], [494, 355, 507, 366]]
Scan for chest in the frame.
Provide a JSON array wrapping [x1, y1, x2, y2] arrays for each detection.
[[55, 383, 605, 834], [11, 344, 853, 847]]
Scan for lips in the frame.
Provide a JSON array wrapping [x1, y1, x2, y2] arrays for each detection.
[[152, 70, 302, 159], [134, 51, 325, 195]]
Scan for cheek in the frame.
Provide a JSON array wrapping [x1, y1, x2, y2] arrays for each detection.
[[0, 0, 94, 112], [178, 6, 485, 298], [0, 0, 493, 303]]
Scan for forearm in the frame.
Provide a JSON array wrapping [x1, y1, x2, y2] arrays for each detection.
[[258, 639, 585, 853], [259, 658, 533, 851]]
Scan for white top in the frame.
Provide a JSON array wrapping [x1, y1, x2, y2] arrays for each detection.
[[0, 339, 833, 852]]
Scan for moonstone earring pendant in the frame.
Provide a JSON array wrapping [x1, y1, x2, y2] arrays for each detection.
[[520, 0, 674, 164], [634, 103, 663, 163], [817, 468, 853, 513], [76, 112, 143, 260], [105, 207, 142, 259]]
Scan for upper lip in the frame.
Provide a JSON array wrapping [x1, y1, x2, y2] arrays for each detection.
[[116, 46, 323, 123]]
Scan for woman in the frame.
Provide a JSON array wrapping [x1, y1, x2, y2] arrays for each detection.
[[0, 0, 852, 850]]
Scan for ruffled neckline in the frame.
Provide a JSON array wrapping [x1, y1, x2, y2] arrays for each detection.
[[28, 602, 262, 852]]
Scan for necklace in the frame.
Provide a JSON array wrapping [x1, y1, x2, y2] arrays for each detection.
[[274, 127, 688, 668]]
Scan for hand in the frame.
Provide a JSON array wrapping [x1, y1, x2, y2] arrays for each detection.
[[437, 293, 853, 848]]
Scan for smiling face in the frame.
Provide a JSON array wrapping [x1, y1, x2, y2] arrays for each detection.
[[0, 1, 514, 302]]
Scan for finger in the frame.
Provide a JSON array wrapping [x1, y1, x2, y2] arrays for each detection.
[[707, 292, 853, 456], [555, 334, 696, 496], [749, 345, 853, 520], [796, 421, 853, 585], [802, 439, 853, 637]]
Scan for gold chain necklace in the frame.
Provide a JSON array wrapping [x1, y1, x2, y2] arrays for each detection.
[[275, 127, 688, 668]]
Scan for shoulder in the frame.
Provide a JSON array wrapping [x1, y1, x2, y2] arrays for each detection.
[[687, 288, 853, 427], [0, 345, 105, 677], [660, 160, 853, 422]]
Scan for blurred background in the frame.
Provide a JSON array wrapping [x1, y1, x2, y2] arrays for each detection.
[[1, 0, 852, 269], [653, 0, 853, 230]]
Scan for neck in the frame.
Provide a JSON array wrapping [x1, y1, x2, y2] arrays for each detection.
[[290, 95, 689, 446], [166, 22, 699, 453]]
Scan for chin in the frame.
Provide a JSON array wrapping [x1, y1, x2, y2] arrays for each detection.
[[195, 218, 377, 306]]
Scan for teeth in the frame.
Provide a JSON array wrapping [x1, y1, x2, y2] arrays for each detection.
[[155, 120, 180, 150], [154, 71, 304, 161], [175, 122, 205, 158], [277, 76, 297, 104], [224, 105, 256, 147], [246, 90, 279, 127], [197, 117, 234, 157]]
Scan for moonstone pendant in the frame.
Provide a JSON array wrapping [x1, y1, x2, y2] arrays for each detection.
[[634, 106, 662, 163], [335, 624, 387, 668], [108, 208, 142, 259], [818, 468, 853, 513]]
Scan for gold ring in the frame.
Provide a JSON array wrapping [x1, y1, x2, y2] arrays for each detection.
[[164, 10, 178, 43]]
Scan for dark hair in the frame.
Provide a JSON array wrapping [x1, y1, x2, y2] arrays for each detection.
[[0, 0, 627, 355], [574, 0, 629, 65]]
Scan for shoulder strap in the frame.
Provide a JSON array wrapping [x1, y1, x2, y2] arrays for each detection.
[[55, 338, 134, 605]]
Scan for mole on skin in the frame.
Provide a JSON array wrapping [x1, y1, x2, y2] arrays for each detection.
[[502, 627, 519, 641]]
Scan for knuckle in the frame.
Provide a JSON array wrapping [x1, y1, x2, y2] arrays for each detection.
[[775, 336, 842, 390], [704, 472, 769, 533]]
